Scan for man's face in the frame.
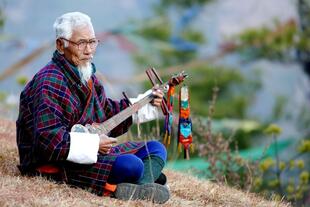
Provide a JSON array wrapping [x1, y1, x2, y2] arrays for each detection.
[[60, 26, 96, 67]]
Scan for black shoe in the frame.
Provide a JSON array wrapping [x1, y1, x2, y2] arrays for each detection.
[[155, 173, 167, 185], [114, 183, 170, 204]]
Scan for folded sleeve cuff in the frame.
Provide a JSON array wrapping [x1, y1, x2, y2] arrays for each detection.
[[67, 132, 100, 164]]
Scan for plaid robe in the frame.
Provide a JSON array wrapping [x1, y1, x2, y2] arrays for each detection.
[[16, 51, 144, 195]]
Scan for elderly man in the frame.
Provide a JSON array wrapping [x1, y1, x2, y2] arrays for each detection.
[[16, 12, 170, 204]]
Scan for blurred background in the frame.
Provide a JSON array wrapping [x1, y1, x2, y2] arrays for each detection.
[[0, 0, 309, 205]]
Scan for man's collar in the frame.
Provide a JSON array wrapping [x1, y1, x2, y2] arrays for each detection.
[[52, 50, 96, 88]]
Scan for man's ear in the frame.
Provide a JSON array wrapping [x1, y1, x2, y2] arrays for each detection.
[[56, 39, 64, 54]]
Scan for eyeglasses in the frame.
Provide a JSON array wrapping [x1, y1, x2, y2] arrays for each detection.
[[60, 38, 100, 50]]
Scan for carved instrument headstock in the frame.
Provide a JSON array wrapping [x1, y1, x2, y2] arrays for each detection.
[[168, 71, 188, 87]]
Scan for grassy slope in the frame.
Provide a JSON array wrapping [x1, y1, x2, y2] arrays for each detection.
[[0, 119, 291, 207]]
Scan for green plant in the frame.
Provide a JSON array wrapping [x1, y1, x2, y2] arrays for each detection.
[[271, 95, 288, 120], [16, 76, 28, 86], [195, 87, 258, 189], [254, 124, 310, 206], [0, 91, 7, 102], [0, 0, 6, 32], [0, 5, 4, 30]]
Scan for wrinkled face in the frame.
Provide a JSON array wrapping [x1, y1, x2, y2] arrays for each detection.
[[56, 26, 96, 67]]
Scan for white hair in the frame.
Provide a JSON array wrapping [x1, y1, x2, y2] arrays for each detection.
[[53, 12, 94, 42]]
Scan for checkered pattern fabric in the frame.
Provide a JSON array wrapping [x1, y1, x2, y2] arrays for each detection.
[[16, 51, 144, 195]]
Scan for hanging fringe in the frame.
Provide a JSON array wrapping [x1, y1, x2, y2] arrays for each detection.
[[136, 112, 141, 138], [178, 143, 182, 153], [163, 86, 175, 147], [178, 85, 193, 160]]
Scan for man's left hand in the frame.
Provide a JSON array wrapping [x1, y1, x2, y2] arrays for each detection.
[[151, 85, 164, 107]]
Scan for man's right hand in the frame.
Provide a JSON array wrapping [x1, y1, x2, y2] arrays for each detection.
[[98, 134, 117, 154]]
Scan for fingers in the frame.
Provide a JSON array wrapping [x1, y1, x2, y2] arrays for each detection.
[[152, 86, 164, 107], [99, 133, 109, 140], [152, 97, 163, 107], [100, 143, 113, 148], [152, 84, 160, 90], [99, 142, 114, 154], [152, 98, 162, 107], [98, 135, 117, 154], [110, 137, 117, 142], [107, 137, 117, 144], [99, 135, 117, 144], [152, 88, 164, 98], [99, 139, 116, 149], [99, 147, 111, 154]]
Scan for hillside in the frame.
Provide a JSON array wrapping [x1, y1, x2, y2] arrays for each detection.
[[0, 119, 291, 207]]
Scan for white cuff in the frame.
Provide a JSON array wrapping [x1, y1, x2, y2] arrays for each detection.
[[130, 90, 161, 123], [131, 89, 152, 102], [67, 132, 100, 164]]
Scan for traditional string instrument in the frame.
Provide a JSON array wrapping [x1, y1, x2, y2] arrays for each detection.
[[145, 68, 193, 159], [71, 71, 188, 135]]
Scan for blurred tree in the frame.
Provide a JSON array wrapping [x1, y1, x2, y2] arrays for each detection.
[[221, 2, 310, 204], [298, 0, 310, 77], [0, 1, 5, 31], [222, 0, 310, 136], [132, 0, 260, 120], [231, 20, 297, 61], [0, 11, 3, 31], [0, 1, 6, 42], [225, 0, 310, 79], [160, 0, 212, 8]]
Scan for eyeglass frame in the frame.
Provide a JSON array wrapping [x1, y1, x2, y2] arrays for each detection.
[[60, 37, 100, 51]]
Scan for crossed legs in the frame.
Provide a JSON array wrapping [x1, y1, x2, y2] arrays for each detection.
[[108, 140, 167, 184]]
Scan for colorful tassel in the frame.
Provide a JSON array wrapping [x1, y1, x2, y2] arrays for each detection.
[[163, 86, 175, 146], [178, 85, 193, 160]]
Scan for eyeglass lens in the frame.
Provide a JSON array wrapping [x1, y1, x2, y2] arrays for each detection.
[[78, 40, 99, 50]]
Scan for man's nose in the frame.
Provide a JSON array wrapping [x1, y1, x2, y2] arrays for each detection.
[[84, 43, 93, 54]]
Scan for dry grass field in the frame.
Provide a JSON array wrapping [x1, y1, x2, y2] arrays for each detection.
[[0, 119, 291, 207]]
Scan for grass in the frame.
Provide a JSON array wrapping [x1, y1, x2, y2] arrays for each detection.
[[0, 119, 291, 207]]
